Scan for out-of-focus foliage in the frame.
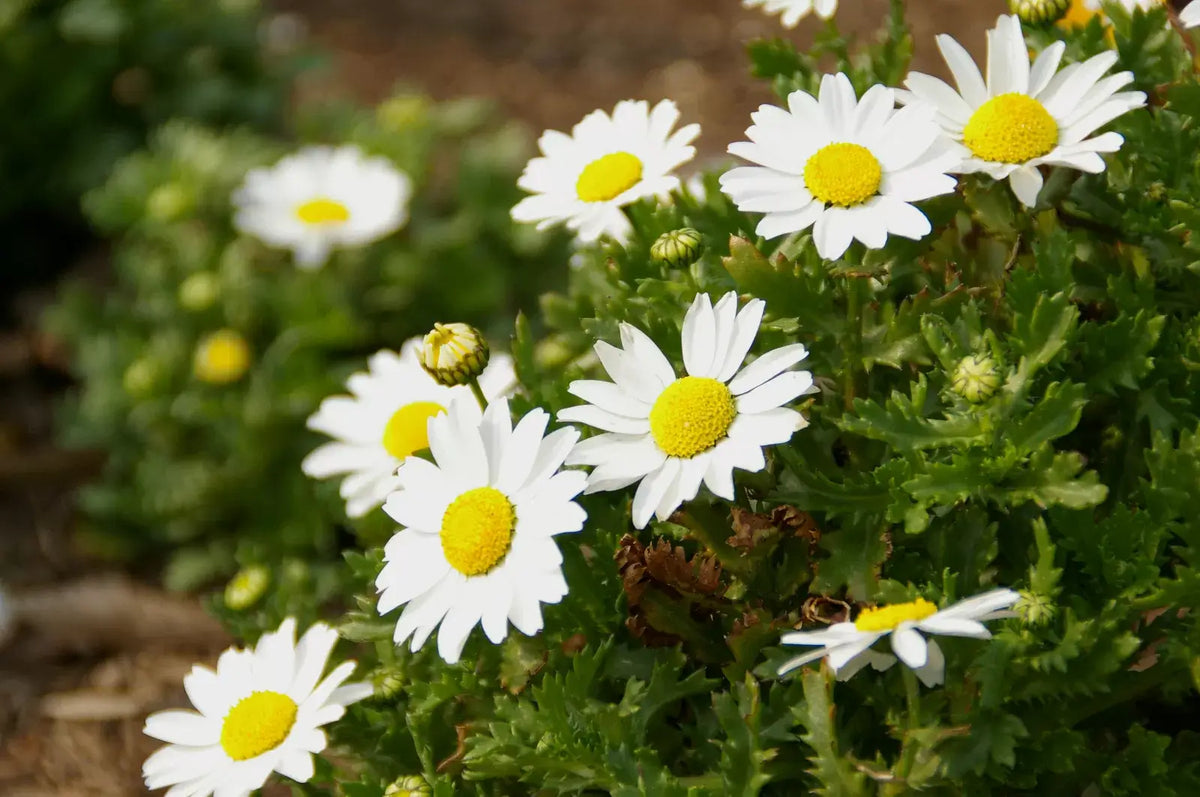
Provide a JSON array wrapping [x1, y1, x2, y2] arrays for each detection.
[[46, 96, 571, 590], [0, 0, 295, 282]]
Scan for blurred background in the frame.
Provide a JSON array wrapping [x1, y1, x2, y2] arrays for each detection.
[[0, 0, 1031, 793]]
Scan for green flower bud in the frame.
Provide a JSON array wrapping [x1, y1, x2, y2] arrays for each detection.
[[370, 668, 405, 700], [418, 323, 489, 387], [385, 775, 431, 796], [1014, 589, 1055, 626], [224, 564, 269, 610], [378, 95, 431, 132], [123, 356, 163, 398], [951, 354, 1001, 403], [178, 272, 220, 311], [650, 228, 704, 268], [145, 183, 192, 222], [1007, 0, 1071, 24]]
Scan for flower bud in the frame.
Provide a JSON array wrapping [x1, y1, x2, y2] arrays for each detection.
[[178, 272, 220, 311], [370, 667, 405, 700], [1008, 0, 1071, 24], [224, 564, 270, 610], [385, 775, 431, 796], [1014, 589, 1055, 626], [123, 356, 164, 397], [951, 354, 1001, 403], [650, 227, 703, 268], [194, 329, 252, 384], [418, 322, 489, 387], [146, 183, 192, 222]]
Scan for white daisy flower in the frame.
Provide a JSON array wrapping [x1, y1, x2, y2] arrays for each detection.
[[778, 588, 1020, 687], [720, 73, 960, 261], [1182, 0, 1200, 28], [233, 145, 412, 269], [142, 618, 371, 796], [510, 99, 700, 242], [900, 14, 1146, 208], [302, 339, 516, 518], [743, 0, 838, 28], [377, 396, 587, 664], [560, 291, 815, 529]]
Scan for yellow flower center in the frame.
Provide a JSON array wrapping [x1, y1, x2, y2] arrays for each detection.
[[648, 376, 736, 459], [382, 401, 445, 459], [963, 93, 1059, 164], [854, 598, 939, 633], [295, 197, 351, 225], [194, 330, 251, 384], [575, 152, 644, 203], [440, 486, 516, 576], [803, 142, 883, 207], [219, 690, 298, 761]]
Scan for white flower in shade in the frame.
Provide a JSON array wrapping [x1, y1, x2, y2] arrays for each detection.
[[510, 100, 700, 242], [142, 618, 371, 796], [302, 339, 515, 518], [743, 0, 838, 28], [900, 14, 1146, 208], [377, 396, 586, 664], [233, 145, 412, 269], [560, 291, 815, 529], [1182, 0, 1200, 28], [778, 589, 1020, 687], [720, 73, 960, 261]]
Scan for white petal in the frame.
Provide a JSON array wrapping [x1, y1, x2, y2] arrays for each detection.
[[682, 292, 718, 378], [735, 370, 815, 414], [890, 625, 929, 668], [715, 298, 766, 383], [1007, 166, 1044, 208], [913, 639, 946, 687], [631, 459, 680, 528]]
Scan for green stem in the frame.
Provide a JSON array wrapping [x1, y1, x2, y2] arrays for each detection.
[[842, 276, 863, 411], [892, 668, 923, 785], [467, 377, 488, 410]]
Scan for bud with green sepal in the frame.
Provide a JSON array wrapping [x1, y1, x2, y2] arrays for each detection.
[[224, 564, 270, 611], [650, 227, 704, 269], [418, 323, 491, 409], [950, 353, 1002, 403], [1008, 0, 1072, 24], [385, 775, 432, 796]]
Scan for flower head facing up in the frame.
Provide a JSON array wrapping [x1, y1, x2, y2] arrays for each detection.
[[233, 145, 412, 269], [560, 291, 816, 529], [418, 322, 489, 387], [142, 618, 371, 796], [302, 340, 515, 518], [901, 14, 1146, 207], [720, 73, 960, 261], [778, 588, 1020, 686], [194, 329, 252, 384], [510, 99, 700, 242], [743, 0, 838, 28], [376, 396, 587, 664]]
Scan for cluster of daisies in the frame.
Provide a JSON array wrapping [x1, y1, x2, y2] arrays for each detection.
[[140, 5, 1200, 795]]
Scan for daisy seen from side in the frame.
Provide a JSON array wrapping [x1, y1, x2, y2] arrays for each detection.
[[742, 0, 838, 28], [510, 99, 700, 242], [720, 73, 961, 261], [376, 396, 587, 664], [560, 291, 816, 530], [778, 588, 1021, 687], [900, 13, 1146, 208], [142, 618, 371, 796], [233, 145, 412, 269], [302, 339, 515, 518]]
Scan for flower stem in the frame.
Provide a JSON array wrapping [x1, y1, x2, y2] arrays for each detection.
[[891, 667, 923, 786], [467, 377, 488, 410]]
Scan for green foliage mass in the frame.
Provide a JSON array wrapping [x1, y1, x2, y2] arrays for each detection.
[[0, 0, 292, 278], [47, 2, 1200, 795]]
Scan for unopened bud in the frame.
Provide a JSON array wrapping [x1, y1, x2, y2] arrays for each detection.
[[951, 354, 1001, 403], [385, 775, 431, 796], [123, 356, 163, 397], [224, 564, 270, 610], [146, 183, 192, 222], [194, 329, 252, 385], [650, 228, 703, 268], [1008, 0, 1072, 24], [178, 272, 220, 311], [418, 323, 489, 387], [1014, 589, 1055, 626]]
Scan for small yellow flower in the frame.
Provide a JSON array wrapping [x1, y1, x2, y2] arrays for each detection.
[[418, 322, 489, 387], [194, 329, 252, 384]]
